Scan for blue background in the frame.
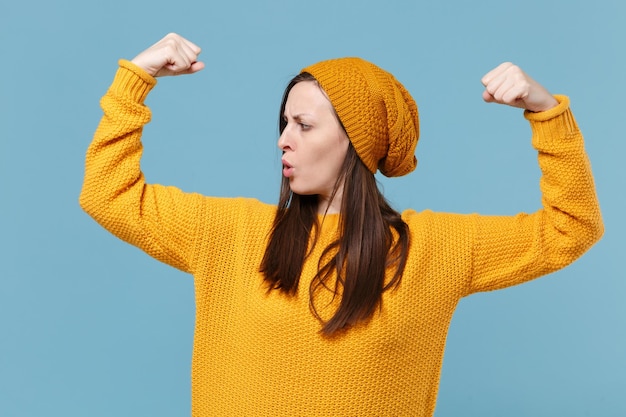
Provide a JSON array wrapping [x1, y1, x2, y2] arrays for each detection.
[[1, 0, 624, 416]]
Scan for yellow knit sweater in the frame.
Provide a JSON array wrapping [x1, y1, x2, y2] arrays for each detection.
[[80, 60, 603, 417]]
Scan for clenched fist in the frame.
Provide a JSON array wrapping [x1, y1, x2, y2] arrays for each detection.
[[481, 62, 558, 112], [131, 33, 204, 77]]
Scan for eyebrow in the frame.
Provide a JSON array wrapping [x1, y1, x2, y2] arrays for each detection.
[[283, 113, 313, 121]]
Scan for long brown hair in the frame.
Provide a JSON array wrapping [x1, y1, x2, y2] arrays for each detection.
[[260, 73, 410, 336]]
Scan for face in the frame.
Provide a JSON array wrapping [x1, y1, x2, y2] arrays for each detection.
[[278, 81, 349, 213]]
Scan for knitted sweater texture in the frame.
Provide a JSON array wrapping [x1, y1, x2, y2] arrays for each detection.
[[80, 60, 603, 417]]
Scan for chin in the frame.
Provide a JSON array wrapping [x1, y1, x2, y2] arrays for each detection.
[[289, 188, 315, 196], [287, 181, 309, 196]]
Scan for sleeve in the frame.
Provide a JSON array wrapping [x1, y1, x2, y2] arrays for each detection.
[[467, 95, 603, 294], [79, 59, 204, 274]]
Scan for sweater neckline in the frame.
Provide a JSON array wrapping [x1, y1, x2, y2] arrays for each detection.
[[317, 212, 341, 232]]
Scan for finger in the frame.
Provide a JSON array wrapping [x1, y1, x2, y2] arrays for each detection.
[[485, 66, 528, 104], [481, 62, 513, 87], [482, 89, 496, 103], [491, 76, 517, 102], [189, 61, 205, 73], [162, 57, 191, 74], [159, 33, 197, 72], [181, 37, 202, 56], [494, 69, 532, 104], [158, 59, 205, 77], [177, 40, 200, 65], [483, 72, 508, 100], [169, 37, 204, 76], [501, 83, 529, 104], [177, 61, 206, 76], [164, 46, 195, 74]]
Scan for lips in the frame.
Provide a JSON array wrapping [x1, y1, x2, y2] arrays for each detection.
[[282, 159, 294, 178]]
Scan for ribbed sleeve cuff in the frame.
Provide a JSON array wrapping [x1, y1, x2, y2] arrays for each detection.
[[108, 59, 157, 103], [524, 95, 580, 147]]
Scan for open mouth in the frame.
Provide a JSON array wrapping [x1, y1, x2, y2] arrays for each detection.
[[281, 160, 294, 178]]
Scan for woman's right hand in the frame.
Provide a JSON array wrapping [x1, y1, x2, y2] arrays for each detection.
[[131, 33, 204, 77]]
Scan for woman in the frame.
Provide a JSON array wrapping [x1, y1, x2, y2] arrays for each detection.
[[80, 33, 603, 416]]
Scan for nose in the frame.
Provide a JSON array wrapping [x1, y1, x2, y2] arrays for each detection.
[[277, 127, 292, 151]]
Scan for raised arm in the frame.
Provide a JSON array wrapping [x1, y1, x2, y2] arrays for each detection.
[[79, 34, 208, 273], [466, 63, 603, 293]]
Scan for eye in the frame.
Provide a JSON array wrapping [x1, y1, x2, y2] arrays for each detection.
[[299, 123, 311, 130]]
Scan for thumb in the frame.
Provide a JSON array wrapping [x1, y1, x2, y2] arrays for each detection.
[[186, 61, 206, 74], [482, 89, 495, 103], [160, 60, 205, 76]]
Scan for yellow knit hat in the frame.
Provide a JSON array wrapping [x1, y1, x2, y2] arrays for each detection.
[[302, 57, 419, 177]]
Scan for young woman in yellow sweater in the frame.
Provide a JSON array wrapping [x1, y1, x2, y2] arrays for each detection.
[[80, 33, 603, 416]]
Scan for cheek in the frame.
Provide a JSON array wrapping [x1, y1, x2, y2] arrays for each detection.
[[332, 139, 350, 168], [330, 150, 346, 172], [319, 146, 346, 173], [303, 130, 349, 175]]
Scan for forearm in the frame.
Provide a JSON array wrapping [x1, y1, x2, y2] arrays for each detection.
[[79, 62, 203, 273], [79, 60, 156, 237], [470, 97, 603, 293], [526, 95, 604, 266]]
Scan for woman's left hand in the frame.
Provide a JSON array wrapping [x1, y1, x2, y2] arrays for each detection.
[[481, 62, 558, 112]]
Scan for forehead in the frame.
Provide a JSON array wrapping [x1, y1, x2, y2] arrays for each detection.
[[285, 81, 335, 114]]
